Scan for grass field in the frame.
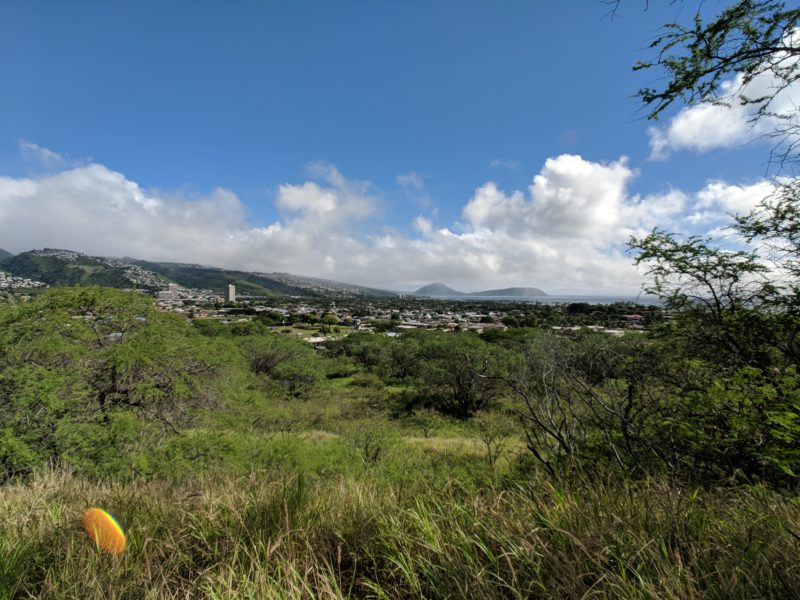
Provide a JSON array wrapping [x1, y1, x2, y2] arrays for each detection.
[[4, 353, 797, 598], [3, 289, 800, 598], [3, 469, 799, 599]]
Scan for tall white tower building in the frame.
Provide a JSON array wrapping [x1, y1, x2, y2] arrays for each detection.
[[226, 283, 236, 303]]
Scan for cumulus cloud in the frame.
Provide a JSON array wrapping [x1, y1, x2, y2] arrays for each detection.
[[648, 40, 800, 160], [0, 151, 765, 294], [464, 155, 684, 241], [684, 180, 775, 226]]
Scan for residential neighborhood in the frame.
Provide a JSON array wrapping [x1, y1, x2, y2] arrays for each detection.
[[0, 270, 47, 290], [150, 281, 657, 342]]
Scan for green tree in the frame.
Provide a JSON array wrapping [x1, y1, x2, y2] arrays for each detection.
[[631, 229, 778, 368], [631, 0, 799, 167], [620, 0, 800, 484], [473, 410, 515, 467], [414, 332, 507, 419], [0, 288, 224, 480], [501, 331, 670, 477], [242, 334, 324, 397], [327, 332, 388, 370]]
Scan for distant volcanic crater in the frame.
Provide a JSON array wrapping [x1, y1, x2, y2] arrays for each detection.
[[413, 283, 547, 297]]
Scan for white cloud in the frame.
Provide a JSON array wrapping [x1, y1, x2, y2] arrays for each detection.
[[695, 180, 774, 215], [0, 152, 767, 294], [464, 155, 683, 242], [648, 39, 800, 160], [277, 163, 379, 222], [647, 88, 761, 160], [527, 155, 634, 238], [489, 159, 519, 170], [684, 180, 775, 226], [413, 215, 434, 237], [19, 141, 68, 168], [397, 172, 424, 189], [276, 182, 338, 214], [397, 170, 432, 208]]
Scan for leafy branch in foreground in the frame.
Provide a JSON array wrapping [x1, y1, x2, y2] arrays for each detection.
[[634, 1, 800, 116], [631, 228, 774, 311], [630, 0, 800, 169], [737, 179, 800, 284]]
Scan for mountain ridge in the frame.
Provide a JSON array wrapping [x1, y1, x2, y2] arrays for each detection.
[[413, 282, 547, 297], [0, 249, 400, 298], [0, 249, 166, 289], [1, 249, 546, 299]]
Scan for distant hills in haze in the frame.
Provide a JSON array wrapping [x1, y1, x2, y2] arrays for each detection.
[[0, 248, 548, 300], [413, 282, 547, 297], [0, 248, 399, 298], [130, 260, 316, 297]]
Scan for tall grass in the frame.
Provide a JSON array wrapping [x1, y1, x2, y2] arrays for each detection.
[[2, 469, 799, 599]]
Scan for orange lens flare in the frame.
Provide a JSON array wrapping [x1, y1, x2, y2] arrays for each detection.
[[82, 508, 126, 555]]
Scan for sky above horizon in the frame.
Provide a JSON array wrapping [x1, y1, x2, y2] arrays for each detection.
[[0, 1, 792, 294]]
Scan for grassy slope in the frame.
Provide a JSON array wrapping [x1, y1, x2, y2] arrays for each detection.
[[2, 469, 798, 599], [2, 370, 799, 599], [0, 254, 131, 288], [133, 261, 317, 297], [2, 305, 799, 598]]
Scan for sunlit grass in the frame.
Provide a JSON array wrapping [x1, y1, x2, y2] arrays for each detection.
[[2, 469, 799, 599]]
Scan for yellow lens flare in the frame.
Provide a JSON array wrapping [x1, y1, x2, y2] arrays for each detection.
[[82, 508, 126, 555]]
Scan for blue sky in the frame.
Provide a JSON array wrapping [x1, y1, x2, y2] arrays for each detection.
[[0, 1, 789, 293]]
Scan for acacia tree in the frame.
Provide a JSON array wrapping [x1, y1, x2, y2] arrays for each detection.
[[0, 288, 222, 480], [628, 0, 800, 168], [415, 332, 506, 419], [623, 1, 800, 483], [628, 0, 800, 367], [631, 229, 780, 368], [492, 330, 670, 477]]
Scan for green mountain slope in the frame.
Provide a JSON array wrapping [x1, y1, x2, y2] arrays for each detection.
[[413, 283, 547, 297], [470, 287, 547, 297], [1, 248, 393, 298], [0, 248, 13, 261], [0, 250, 135, 288], [414, 283, 461, 296], [0, 249, 171, 290], [264, 272, 398, 297], [133, 261, 317, 297]]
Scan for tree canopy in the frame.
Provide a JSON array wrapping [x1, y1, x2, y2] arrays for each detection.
[[631, 0, 800, 169]]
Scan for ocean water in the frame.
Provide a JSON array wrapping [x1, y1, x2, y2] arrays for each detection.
[[429, 295, 663, 306]]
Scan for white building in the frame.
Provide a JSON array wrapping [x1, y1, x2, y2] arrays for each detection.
[[225, 283, 236, 303], [157, 282, 181, 301]]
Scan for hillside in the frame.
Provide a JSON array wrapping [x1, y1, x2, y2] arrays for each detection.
[[414, 282, 547, 297], [264, 272, 398, 297], [1, 250, 541, 299], [0, 249, 166, 289], [414, 282, 462, 296], [131, 261, 313, 297], [470, 286, 547, 297], [2, 287, 799, 599], [108, 261, 397, 298], [0, 249, 396, 298]]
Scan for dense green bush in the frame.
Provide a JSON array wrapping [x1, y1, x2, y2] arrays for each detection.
[[0, 288, 243, 480]]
